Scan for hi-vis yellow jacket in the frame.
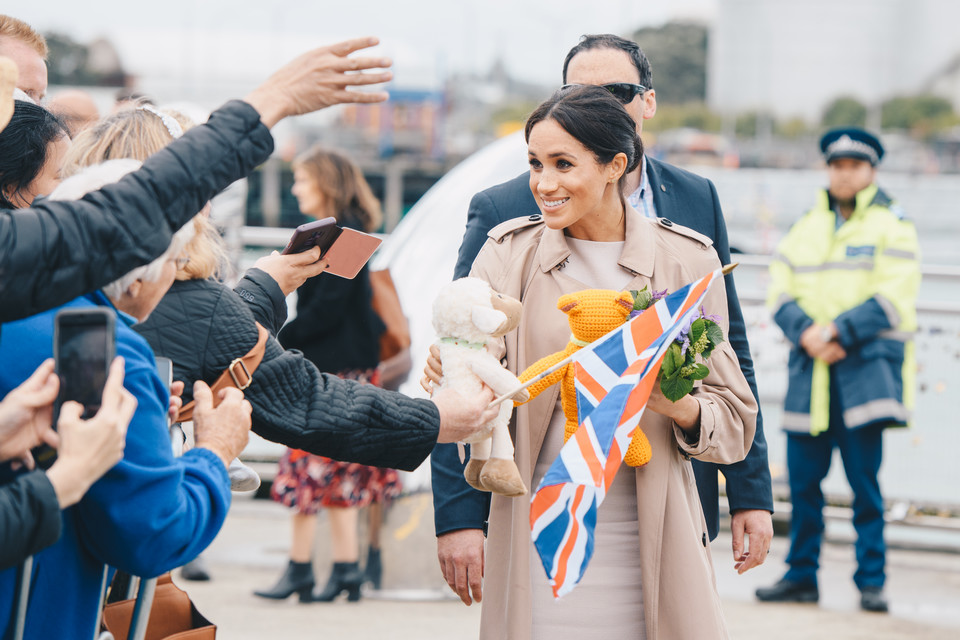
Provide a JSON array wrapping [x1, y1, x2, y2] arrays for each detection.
[[767, 184, 920, 435]]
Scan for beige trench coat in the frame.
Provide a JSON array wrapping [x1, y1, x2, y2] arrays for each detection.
[[470, 208, 758, 640]]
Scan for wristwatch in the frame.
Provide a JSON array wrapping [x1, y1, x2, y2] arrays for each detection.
[[820, 325, 835, 343]]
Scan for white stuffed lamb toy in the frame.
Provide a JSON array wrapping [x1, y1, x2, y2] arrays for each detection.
[[432, 277, 529, 497]]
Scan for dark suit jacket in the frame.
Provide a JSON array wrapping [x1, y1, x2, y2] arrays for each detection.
[[432, 157, 772, 540]]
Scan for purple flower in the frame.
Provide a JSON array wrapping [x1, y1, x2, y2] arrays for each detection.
[[629, 289, 669, 319], [675, 308, 721, 352], [676, 312, 697, 343]]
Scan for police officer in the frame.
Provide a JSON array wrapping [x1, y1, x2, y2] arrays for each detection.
[[756, 128, 920, 613]]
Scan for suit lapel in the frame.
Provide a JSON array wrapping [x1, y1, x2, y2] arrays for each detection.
[[646, 157, 673, 221]]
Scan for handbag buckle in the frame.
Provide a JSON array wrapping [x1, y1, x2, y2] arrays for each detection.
[[228, 358, 252, 390]]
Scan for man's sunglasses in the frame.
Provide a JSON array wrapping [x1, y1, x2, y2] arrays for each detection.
[[560, 82, 647, 105]]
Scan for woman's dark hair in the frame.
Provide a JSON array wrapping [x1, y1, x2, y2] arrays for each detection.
[[0, 101, 68, 209], [525, 85, 644, 197]]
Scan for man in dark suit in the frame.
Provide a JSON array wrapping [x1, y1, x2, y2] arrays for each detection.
[[430, 34, 773, 606]]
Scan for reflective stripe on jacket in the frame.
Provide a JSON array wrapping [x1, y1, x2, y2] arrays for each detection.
[[767, 184, 920, 434]]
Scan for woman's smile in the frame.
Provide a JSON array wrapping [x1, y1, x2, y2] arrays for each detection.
[[540, 196, 570, 211]]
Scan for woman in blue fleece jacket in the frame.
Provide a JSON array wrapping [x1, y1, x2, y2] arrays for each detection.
[[0, 292, 235, 638], [0, 163, 252, 640]]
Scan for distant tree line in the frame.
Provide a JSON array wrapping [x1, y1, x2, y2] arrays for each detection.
[[626, 22, 960, 140], [822, 95, 958, 138], [630, 22, 707, 104]]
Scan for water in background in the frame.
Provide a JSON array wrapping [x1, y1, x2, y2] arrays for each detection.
[[700, 167, 960, 265]]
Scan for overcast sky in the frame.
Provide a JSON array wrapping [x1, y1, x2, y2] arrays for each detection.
[[9, 0, 716, 90]]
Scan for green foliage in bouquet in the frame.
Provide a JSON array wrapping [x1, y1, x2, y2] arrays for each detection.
[[629, 287, 726, 403], [658, 316, 725, 401]]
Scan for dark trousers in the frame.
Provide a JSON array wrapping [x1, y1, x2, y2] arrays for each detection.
[[783, 382, 886, 590]]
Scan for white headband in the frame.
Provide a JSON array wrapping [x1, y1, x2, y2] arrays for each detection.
[[138, 104, 183, 139]]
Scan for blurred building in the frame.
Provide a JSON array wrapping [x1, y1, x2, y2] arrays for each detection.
[[338, 89, 446, 160], [708, 0, 960, 120]]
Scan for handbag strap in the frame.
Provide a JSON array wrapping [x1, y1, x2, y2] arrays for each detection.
[[176, 322, 269, 422]]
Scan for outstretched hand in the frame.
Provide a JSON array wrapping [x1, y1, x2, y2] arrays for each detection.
[[431, 385, 499, 444], [252, 247, 329, 296], [244, 37, 393, 128]]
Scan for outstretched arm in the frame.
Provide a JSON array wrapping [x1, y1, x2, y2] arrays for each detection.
[[0, 102, 272, 322], [0, 37, 391, 323]]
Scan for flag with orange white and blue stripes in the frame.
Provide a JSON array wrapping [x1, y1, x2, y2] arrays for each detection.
[[529, 267, 723, 598]]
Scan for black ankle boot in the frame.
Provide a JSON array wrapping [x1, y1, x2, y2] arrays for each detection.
[[312, 562, 364, 602], [363, 546, 382, 590], [253, 560, 315, 603]]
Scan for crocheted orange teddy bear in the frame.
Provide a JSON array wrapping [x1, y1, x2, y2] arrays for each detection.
[[516, 289, 652, 467]]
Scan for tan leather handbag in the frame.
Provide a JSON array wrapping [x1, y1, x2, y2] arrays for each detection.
[[102, 573, 215, 640]]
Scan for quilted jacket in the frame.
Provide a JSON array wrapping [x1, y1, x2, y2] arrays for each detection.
[[134, 272, 440, 471]]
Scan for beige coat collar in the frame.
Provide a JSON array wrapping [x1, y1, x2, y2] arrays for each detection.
[[536, 206, 656, 278]]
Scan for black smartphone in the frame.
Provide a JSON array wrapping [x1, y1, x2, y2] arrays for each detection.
[[281, 217, 341, 256], [34, 308, 116, 469]]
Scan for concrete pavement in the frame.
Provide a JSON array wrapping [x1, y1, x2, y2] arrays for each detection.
[[176, 492, 960, 639]]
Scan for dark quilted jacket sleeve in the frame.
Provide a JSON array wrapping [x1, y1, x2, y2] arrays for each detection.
[[249, 337, 440, 470], [0, 100, 273, 323], [233, 268, 288, 335], [136, 279, 440, 470], [0, 470, 62, 570]]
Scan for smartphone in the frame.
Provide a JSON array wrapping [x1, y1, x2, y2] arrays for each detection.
[[34, 308, 116, 469], [53, 308, 116, 420], [155, 357, 173, 393], [156, 356, 184, 455], [281, 217, 341, 256]]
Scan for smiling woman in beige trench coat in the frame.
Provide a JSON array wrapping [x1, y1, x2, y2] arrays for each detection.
[[465, 87, 757, 640]]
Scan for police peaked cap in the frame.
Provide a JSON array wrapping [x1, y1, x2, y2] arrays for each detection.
[[819, 127, 884, 166]]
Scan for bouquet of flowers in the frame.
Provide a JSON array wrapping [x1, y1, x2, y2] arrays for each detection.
[[629, 286, 726, 402]]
